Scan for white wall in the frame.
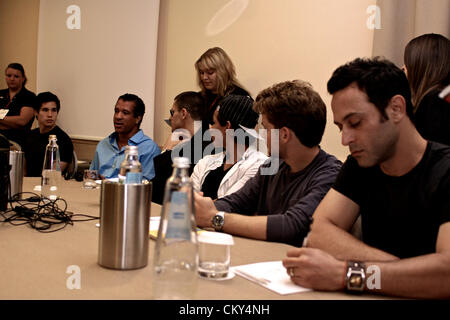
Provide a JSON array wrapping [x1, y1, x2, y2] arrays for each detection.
[[21, 0, 379, 161], [155, 0, 377, 161], [0, 0, 40, 93], [37, 0, 160, 140]]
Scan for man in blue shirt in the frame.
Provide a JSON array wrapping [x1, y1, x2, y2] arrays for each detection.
[[90, 93, 160, 180]]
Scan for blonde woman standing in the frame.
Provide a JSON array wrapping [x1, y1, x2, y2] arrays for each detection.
[[195, 47, 250, 124]]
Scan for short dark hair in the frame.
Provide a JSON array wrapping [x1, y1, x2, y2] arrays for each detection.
[[36, 91, 61, 112], [254, 80, 327, 148], [327, 57, 414, 120], [173, 91, 206, 120], [6, 63, 27, 86], [118, 93, 145, 127]]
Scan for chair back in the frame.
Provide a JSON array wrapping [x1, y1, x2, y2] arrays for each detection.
[[64, 150, 78, 180]]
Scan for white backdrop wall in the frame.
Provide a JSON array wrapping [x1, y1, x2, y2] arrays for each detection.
[[37, 0, 160, 140]]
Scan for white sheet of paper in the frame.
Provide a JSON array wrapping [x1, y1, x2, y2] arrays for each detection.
[[0, 109, 9, 120], [231, 261, 312, 295], [150, 216, 160, 233]]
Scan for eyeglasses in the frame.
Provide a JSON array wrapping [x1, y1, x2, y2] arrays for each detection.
[[170, 106, 185, 116]]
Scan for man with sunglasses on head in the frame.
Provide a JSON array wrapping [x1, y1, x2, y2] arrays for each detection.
[[151, 91, 210, 204]]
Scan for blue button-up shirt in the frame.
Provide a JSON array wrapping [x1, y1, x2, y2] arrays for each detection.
[[90, 130, 160, 180]]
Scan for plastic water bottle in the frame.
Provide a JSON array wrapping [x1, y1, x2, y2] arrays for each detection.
[[41, 135, 61, 200], [118, 145, 142, 184], [152, 157, 198, 299]]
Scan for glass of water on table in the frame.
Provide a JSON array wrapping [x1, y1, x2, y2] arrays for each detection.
[[83, 169, 98, 189]]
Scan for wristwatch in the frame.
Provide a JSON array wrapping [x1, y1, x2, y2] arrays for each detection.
[[346, 261, 366, 292], [211, 211, 225, 231]]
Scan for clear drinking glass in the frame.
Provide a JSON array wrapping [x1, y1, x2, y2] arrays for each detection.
[[83, 169, 98, 189], [198, 231, 234, 279]]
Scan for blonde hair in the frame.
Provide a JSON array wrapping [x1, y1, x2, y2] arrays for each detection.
[[195, 47, 244, 97], [404, 33, 450, 112]]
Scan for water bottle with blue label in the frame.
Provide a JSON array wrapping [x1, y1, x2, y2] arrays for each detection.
[[153, 157, 198, 299], [118, 145, 142, 184]]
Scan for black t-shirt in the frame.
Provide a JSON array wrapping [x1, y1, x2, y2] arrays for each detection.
[[201, 158, 233, 200], [333, 141, 450, 259], [414, 89, 450, 146], [0, 87, 37, 148], [23, 126, 74, 177]]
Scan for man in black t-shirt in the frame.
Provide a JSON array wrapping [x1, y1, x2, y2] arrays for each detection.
[[282, 58, 450, 299], [23, 92, 73, 177]]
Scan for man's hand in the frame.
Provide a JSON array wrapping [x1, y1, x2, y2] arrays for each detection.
[[162, 130, 191, 151], [282, 247, 346, 291], [194, 192, 218, 228]]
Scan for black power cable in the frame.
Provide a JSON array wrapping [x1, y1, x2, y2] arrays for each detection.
[[0, 192, 99, 233]]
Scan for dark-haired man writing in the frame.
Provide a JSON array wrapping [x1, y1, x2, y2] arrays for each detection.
[[283, 57, 450, 299]]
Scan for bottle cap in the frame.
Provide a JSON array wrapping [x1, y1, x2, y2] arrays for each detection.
[[125, 145, 139, 155], [173, 157, 190, 168], [49, 135, 57, 141]]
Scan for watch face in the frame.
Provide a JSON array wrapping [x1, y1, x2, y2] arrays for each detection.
[[349, 274, 363, 288], [346, 264, 365, 292], [212, 215, 224, 229]]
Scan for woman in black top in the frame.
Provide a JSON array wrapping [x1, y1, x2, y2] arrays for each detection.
[[195, 47, 250, 124], [0, 63, 36, 148], [403, 33, 450, 145]]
